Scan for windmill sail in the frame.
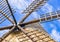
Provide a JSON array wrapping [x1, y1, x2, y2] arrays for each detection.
[[0, 0, 56, 42], [0, 0, 15, 24]]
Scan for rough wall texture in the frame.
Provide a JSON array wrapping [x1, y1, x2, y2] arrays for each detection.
[[2, 27, 55, 42]]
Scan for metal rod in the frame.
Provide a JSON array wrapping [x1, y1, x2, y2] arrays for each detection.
[[0, 10, 15, 24], [0, 25, 13, 30], [6, 0, 17, 25]]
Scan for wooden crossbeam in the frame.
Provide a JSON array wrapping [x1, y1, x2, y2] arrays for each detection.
[[19, 14, 60, 26], [19, 19, 40, 26], [0, 26, 15, 42], [0, 25, 13, 30]]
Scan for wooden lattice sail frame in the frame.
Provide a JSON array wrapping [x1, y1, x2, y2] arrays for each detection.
[[0, 0, 58, 42]]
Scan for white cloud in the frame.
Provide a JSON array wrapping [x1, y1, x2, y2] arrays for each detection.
[[31, 12, 40, 19], [57, 7, 60, 10], [8, 0, 27, 10], [58, 19, 60, 22], [51, 29, 60, 42], [49, 24, 57, 29], [8, 0, 34, 13], [0, 30, 9, 37], [41, 3, 53, 13]]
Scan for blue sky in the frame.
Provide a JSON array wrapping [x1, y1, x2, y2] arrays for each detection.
[[0, 0, 60, 42]]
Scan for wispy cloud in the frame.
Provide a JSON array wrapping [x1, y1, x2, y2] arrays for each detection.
[[51, 29, 60, 42], [8, 0, 34, 13], [31, 12, 40, 19], [57, 7, 60, 10], [8, 0, 27, 11], [41, 3, 53, 13], [0, 30, 9, 37]]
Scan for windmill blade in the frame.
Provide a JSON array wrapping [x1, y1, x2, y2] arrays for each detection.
[[0, 12, 12, 24], [5, 0, 17, 25], [0, 25, 13, 30], [22, 0, 48, 14], [19, 0, 48, 23], [19, 10, 60, 26], [0, 10, 15, 24], [0, 0, 16, 24], [19, 19, 40, 26], [38, 10, 60, 22]]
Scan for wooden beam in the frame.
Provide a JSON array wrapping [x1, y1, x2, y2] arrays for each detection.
[[0, 38, 1, 41], [0, 25, 13, 30], [19, 14, 60, 26], [19, 19, 40, 26], [0, 26, 15, 42]]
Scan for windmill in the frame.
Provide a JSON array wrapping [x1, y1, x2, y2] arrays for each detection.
[[0, 0, 57, 42]]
